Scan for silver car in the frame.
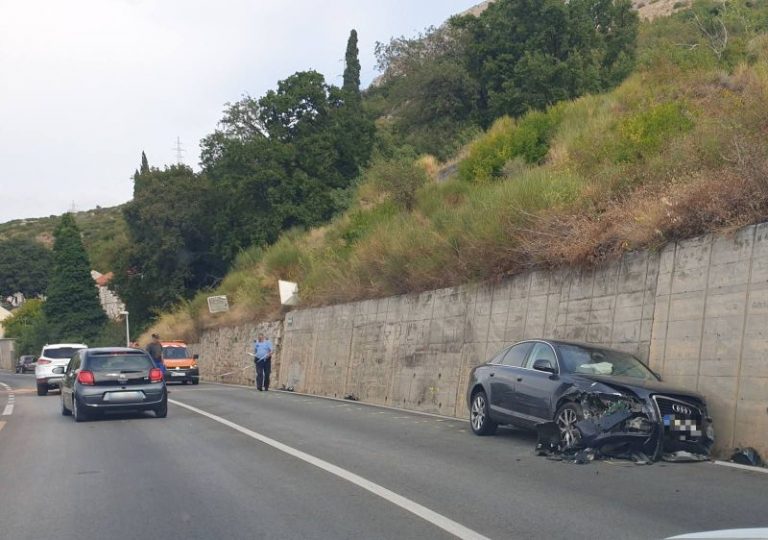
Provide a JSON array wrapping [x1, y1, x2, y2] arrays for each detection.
[[35, 343, 87, 396]]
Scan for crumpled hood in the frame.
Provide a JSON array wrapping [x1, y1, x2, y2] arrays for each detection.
[[573, 374, 705, 402]]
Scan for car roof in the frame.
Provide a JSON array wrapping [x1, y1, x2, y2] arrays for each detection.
[[85, 347, 149, 354], [43, 343, 88, 349], [161, 341, 186, 346], [514, 339, 632, 353]]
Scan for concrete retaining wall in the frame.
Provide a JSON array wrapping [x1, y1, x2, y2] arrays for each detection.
[[190, 321, 281, 387], [196, 223, 768, 456], [0, 339, 16, 371]]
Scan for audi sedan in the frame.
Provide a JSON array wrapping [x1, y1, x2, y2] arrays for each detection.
[[59, 348, 168, 422], [466, 339, 714, 460]]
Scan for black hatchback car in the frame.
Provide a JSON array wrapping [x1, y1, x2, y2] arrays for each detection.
[[15, 355, 37, 373], [467, 340, 714, 459], [59, 348, 167, 422]]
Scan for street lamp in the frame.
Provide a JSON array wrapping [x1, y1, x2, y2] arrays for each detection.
[[120, 311, 130, 348]]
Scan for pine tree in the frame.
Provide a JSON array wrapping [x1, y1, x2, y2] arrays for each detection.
[[44, 213, 107, 343], [140, 151, 150, 175]]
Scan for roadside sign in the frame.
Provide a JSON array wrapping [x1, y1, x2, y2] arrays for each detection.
[[207, 295, 229, 313]]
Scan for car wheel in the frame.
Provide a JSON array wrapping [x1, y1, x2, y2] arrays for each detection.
[[470, 390, 497, 436], [192, 379, 199, 385], [154, 396, 168, 418], [61, 395, 71, 416], [73, 394, 88, 423], [555, 402, 583, 449], [36, 383, 48, 396]]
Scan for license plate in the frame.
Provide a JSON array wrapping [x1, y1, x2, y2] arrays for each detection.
[[103, 391, 144, 402], [170, 372, 185, 377]]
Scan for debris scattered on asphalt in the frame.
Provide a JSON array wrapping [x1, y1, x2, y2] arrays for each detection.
[[279, 384, 295, 392], [730, 447, 764, 467], [343, 393, 359, 401]]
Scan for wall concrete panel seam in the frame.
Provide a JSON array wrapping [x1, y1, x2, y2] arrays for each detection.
[[658, 243, 679, 376], [694, 235, 715, 393], [732, 225, 757, 450]]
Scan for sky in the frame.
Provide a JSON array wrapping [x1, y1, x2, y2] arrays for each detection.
[[0, 0, 476, 224]]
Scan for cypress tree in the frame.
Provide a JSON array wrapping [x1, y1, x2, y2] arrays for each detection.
[[342, 29, 361, 101], [44, 213, 107, 343], [335, 29, 373, 180], [140, 151, 150, 175]]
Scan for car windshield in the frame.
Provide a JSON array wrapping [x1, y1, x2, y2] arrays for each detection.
[[43, 347, 83, 359], [88, 354, 152, 372], [556, 344, 658, 381], [163, 347, 189, 359]]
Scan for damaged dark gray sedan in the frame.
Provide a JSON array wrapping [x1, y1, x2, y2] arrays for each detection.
[[467, 340, 714, 462]]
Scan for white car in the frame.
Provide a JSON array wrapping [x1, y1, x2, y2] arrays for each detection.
[[35, 343, 87, 396]]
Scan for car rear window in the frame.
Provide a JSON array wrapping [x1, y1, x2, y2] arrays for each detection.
[[86, 353, 153, 372], [43, 347, 83, 359]]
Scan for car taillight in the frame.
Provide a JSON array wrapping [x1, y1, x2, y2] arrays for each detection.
[[37, 359, 51, 365], [77, 370, 95, 385], [149, 368, 164, 383]]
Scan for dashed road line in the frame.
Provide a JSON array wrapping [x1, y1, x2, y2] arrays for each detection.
[[170, 398, 491, 540], [0, 382, 14, 416]]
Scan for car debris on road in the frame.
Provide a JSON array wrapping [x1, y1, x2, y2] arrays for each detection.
[[535, 386, 714, 465]]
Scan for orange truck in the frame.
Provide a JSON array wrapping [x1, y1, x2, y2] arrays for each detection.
[[161, 341, 200, 384]]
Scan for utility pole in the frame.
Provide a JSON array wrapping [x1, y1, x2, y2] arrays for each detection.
[[173, 136, 185, 165]]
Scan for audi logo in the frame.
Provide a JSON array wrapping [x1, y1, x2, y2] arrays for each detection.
[[672, 403, 693, 416]]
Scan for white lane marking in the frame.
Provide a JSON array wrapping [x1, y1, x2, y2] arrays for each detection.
[[170, 399, 490, 540], [0, 382, 14, 416], [714, 461, 768, 474]]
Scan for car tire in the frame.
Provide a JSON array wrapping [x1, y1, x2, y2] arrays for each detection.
[[36, 383, 48, 396], [554, 402, 584, 449], [61, 396, 71, 416], [470, 390, 497, 436], [192, 379, 199, 385], [154, 396, 168, 418], [73, 394, 88, 423]]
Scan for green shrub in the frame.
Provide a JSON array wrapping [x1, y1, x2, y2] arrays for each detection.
[[458, 106, 565, 183], [615, 102, 695, 162]]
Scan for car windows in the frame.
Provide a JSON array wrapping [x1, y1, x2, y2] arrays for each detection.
[[556, 344, 657, 380], [163, 347, 189, 359], [67, 353, 81, 373], [500, 342, 534, 367], [43, 347, 84, 359], [87, 354, 152, 372], [525, 342, 557, 369]]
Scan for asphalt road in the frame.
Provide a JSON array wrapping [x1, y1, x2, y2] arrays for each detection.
[[1, 371, 766, 540]]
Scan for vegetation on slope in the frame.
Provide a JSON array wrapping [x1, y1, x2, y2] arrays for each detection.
[[149, 0, 768, 341]]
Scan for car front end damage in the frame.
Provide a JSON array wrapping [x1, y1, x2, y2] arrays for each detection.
[[537, 386, 714, 464]]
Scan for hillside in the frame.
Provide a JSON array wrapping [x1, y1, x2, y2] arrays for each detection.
[[148, 0, 768, 341], [464, 0, 692, 19], [0, 206, 128, 272]]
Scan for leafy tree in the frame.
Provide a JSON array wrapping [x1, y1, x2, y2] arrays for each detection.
[[455, 0, 638, 124], [0, 238, 53, 297], [201, 32, 374, 265], [113, 160, 222, 326], [43, 214, 106, 343], [1, 299, 50, 355], [374, 25, 479, 158]]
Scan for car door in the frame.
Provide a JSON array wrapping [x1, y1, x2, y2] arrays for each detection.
[[62, 352, 81, 408], [508, 342, 561, 425], [488, 342, 535, 421]]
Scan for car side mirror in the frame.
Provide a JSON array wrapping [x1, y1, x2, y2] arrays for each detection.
[[533, 359, 556, 374], [52, 367, 65, 374], [193, 354, 199, 360]]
